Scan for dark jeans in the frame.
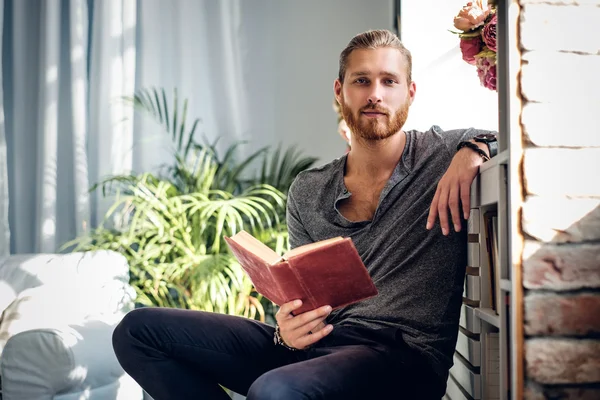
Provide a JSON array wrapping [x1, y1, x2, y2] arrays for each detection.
[[112, 307, 443, 400]]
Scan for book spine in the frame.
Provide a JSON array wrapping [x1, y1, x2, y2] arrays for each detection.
[[286, 260, 318, 314]]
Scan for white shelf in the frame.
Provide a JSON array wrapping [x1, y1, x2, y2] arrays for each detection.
[[475, 307, 501, 328], [480, 149, 509, 173], [500, 279, 512, 292], [471, 163, 505, 207]]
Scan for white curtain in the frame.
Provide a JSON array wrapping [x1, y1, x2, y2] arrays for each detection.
[[0, 0, 7, 258], [2, 0, 247, 254], [3, 0, 136, 254], [133, 0, 248, 172]]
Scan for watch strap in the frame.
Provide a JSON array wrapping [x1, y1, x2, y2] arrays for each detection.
[[457, 141, 490, 162]]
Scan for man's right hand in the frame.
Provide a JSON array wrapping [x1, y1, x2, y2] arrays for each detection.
[[275, 300, 334, 350]]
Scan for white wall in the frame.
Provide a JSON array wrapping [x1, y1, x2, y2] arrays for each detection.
[[401, 0, 498, 133]]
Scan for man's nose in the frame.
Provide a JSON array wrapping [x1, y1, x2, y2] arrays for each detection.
[[367, 83, 383, 104]]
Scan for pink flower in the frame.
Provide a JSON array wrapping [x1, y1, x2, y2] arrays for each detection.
[[454, 0, 491, 31], [460, 36, 483, 65], [484, 64, 497, 91], [475, 56, 497, 91], [482, 13, 497, 52]]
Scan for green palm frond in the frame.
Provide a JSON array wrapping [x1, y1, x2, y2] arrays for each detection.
[[258, 144, 319, 193], [124, 87, 201, 159], [66, 86, 317, 322]]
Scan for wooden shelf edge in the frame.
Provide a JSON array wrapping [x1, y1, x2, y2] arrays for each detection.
[[475, 307, 501, 328]]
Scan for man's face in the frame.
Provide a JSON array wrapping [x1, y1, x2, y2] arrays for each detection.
[[334, 48, 416, 142]]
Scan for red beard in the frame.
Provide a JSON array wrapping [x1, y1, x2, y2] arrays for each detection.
[[340, 97, 409, 142]]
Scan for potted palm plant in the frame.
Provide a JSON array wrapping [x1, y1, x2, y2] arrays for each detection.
[[64, 88, 318, 321]]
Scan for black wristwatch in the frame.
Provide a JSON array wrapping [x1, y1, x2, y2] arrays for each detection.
[[473, 133, 498, 158]]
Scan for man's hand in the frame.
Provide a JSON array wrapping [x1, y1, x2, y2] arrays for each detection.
[[275, 300, 333, 350], [426, 146, 486, 235]]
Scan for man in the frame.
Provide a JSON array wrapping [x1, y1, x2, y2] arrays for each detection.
[[112, 29, 497, 399]]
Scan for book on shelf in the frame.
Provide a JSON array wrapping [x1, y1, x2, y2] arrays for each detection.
[[466, 266, 480, 276], [492, 215, 500, 311], [483, 211, 500, 312], [224, 230, 378, 315]]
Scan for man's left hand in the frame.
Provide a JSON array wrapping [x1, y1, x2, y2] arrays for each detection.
[[426, 146, 486, 235]]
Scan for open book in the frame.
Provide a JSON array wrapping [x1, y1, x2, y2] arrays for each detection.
[[224, 231, 378, 315]]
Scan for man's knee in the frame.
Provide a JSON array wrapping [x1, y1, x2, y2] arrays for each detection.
[[247, 370, 309, 400], [112, 307, 155, 364]]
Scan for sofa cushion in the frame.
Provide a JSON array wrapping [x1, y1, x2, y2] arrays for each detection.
[[1, 318, 131, 399], [0, 251, 132, 301], [0, 284, 117, 357], [0, 250, 135, 317]]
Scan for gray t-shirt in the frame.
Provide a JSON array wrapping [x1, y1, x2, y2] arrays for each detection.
[[286, 125, 494, 381]]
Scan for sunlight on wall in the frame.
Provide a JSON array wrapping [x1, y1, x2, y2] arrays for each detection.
[[522, 197, 600, 243]]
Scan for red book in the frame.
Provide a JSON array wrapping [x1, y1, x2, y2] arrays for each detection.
[[224, 231, 378, 315]]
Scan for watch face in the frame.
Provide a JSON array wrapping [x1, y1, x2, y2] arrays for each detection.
[[474, 133, 497, 143]]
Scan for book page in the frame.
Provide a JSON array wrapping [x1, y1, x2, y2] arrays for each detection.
[[229, 230, 281, 265], [283, 236, 343, 260]]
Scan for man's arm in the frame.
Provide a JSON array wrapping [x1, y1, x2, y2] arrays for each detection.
[[426, 133, 498, 236], [286, 185, 314, 249]]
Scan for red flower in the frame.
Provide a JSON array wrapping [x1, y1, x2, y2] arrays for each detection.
[[460, 36, 483, 65], [482, 13, 497, 52]]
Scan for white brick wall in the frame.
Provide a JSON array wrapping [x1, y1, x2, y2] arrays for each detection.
[[519, 1, 600, 398]]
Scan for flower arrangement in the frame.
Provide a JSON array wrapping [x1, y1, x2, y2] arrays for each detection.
[[452, 0, 497, 91]]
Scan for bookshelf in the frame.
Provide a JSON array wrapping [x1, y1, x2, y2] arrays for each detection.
[[445, 0, 523, 398], [445, 152, 512, 400]]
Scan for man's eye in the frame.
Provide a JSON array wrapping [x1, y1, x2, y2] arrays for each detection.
[[384, 79, 397, 85], [355, 78, 369, 84]]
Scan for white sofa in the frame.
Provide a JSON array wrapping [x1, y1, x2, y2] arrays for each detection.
[[0, 250, 143, 400]]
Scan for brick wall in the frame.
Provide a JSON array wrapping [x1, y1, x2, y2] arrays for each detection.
[[518, 0, 600, 398]]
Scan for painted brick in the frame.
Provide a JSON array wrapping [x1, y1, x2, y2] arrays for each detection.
[[522, 103, 600, 147], [521, 52, 600, 104], [525, 293, 600, 335], [522, 197, 600, 242], [526, 338, 600, 384], [521, 4, 600, 54], [525, 384, 600, 400], [523, 148, 600, 197], [523, 241, 600, 290]]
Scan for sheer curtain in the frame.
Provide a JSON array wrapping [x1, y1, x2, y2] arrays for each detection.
[[3, 0, 136, 254], [133, 0, 248, 172], [0, 0, 7, 257], [2, 0, 250, 254]]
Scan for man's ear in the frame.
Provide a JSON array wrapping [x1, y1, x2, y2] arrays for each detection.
[[408, 81, 417, 105], [333, 79, 342, 104]]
